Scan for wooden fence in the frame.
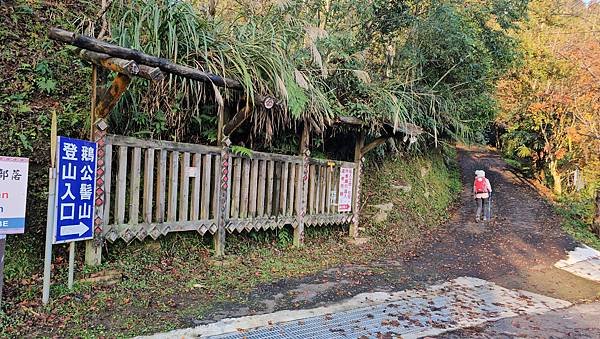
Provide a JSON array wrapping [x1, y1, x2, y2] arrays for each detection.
[[96, 135, 356, 246]]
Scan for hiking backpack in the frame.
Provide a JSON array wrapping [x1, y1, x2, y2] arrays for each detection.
[[474, 178, 487, 193]]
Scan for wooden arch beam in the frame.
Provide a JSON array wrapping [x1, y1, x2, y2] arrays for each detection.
[[361, 136, 391, 156], [49, 27, 243, 89], [79, 50, 165, 82]]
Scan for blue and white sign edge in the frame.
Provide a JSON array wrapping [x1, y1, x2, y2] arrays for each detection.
[[52, 136, 97, 244]]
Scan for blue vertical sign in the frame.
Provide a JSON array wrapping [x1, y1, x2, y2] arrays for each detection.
[[54, 137, 97, 244]]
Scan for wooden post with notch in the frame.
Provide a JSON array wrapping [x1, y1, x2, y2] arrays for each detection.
[[294, 122, 310, 247], [85, 71, 132, 266], [350, 130, 365, 238]]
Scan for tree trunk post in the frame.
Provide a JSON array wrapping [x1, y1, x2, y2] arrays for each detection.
[[294, 122, 310, 247], [85, 69, 131, 266], [85, 65, 103, 266], [350, 130, 365, 238], [213, 107, 229, 257], [549, 159, 562, 195]]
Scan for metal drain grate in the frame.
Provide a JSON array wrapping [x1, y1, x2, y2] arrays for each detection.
[[144, 278, 571, 339], [207, 278, 571, 339], [209, 301, 426, 338]]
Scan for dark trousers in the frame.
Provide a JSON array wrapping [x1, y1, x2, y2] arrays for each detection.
[[476, 197, 490, 220]]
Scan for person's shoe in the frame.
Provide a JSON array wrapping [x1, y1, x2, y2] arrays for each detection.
[[475, 216, 480, 222]]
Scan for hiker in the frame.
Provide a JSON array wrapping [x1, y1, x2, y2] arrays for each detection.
[[473, 170, 492, 222]]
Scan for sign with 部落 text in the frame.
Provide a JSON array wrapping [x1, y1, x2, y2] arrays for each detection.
[[54, 137, 97, 244], [0, 156, 29, 234], [338, 167, 353, 212]]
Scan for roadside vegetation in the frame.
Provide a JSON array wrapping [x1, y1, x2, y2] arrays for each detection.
[[1, 150, 460, 337], [1, 0, 598, 336], [496, 0, 600, 247]]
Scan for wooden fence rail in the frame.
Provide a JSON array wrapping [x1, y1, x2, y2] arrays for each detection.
[[98, 135, 355, 248]]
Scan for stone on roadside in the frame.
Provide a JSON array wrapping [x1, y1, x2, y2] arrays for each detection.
[[348, 237, 371, 246], [372, 202, 394, 223], [392, 183, 412, 192], [79, 269, 123, 285]]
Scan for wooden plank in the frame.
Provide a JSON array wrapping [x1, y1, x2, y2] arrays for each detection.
[[129, 147, 141, 224], [281, 162, 290, 215], [320, 166, 327, 214], [179, 152, 190, 221], [230, 157, 242, 218], [212, 155, 220, 219], [266, 160, 275, 216], [143, 148, 155, 223], [249, 159, 259, 217], [190, 153, 202, 221], [103, 143, 113, 224], [107, 134, 221, 155], [309, 165, 316, 214], [288, 163, 296, 215], [326, 166, 332, 213], [295, 163, 303, 215], [201, 154, 212, 220], [257, 160, 266, 217], [115, 146, 128, 224], [239, 158, 250, 218], [332, 168, 339, 210], [308, 158, 355, 168], [167, 151, 179, 222], [314, 165, 321, 214], [110, 219, 218, 234], [108, 134, 302, 165], [155, 149, 167, 222], [273, 162, 282, 216]]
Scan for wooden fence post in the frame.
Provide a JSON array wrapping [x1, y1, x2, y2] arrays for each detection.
[[213, 105, 230, 257], [294, 124, 310, 247], [350, 130, 365, 238], [85, 69, 131, 265], [214, 146, 229, 256], [85, 118, 108, 265]]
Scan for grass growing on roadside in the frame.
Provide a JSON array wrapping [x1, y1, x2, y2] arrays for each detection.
[[361, 149, 462, 248], [556, 195, 600, 251]]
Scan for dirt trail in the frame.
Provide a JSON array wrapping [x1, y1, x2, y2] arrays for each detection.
[[189, 146, 600, 326]]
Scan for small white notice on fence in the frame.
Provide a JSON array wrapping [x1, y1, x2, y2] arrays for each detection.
[[338, 167, 353, 212], [0, 156, 29, 234]]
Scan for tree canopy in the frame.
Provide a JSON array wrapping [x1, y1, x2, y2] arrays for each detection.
[[102, 0, 528, 150], [497, 0, 600, 195]]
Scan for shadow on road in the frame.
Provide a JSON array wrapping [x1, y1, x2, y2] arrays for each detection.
[[188, 146, 600, 326]]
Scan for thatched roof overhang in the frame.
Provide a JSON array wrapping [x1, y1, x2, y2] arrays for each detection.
[[48, 27, 282, 136]]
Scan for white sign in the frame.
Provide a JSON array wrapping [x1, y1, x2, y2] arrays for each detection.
[[0, 156, 29, 234], [338, 167, 354, 212]]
